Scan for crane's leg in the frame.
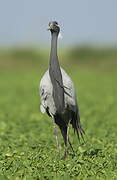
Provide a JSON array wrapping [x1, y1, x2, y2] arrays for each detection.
[[53, 125, 59, 151], [68, 137, 74, 154], [60, 126, 68, 159], [53, 120, 61, 153], [67, 126, 74, 153]]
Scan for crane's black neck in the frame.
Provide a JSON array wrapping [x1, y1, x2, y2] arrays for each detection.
[[49, 31, 65, 114]]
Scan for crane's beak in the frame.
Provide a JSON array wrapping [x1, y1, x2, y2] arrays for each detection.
[[47, 27, 51, 30], [47, 23, 59, 31], [47, 23, 53, 31]]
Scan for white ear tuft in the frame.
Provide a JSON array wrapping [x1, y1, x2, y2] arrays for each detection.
[[58, 32, 63, 39]]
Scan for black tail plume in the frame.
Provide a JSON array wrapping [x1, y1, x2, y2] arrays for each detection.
[[71, 110, 85, 142]]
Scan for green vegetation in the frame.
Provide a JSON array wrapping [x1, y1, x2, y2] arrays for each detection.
[[0, 47, 117, 179]]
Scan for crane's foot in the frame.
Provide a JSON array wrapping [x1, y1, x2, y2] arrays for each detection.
[[63, 150, 68, 159], [61, 146, 68, 160]]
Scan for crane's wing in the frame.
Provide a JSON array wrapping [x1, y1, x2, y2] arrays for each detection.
[[61, 68, 85, 140], [39, 68, 74, 117], [39, 70, 56, 117]]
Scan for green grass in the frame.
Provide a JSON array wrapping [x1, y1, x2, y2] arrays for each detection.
[[0, 48, 117, 179]]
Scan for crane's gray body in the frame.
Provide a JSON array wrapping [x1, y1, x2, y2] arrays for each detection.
[[40, 67, 78, 118], [39, 22, 84, 157]]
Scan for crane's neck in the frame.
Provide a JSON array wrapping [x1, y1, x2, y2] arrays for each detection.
[[49, 31, 65, 114], [49, 32, 59, 66]]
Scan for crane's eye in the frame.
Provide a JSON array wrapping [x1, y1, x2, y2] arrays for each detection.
[[54, 21, 58, 25], [49, 21, 59, 27]]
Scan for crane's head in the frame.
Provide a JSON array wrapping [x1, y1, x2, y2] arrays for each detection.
[[48, 21, 60, 34]]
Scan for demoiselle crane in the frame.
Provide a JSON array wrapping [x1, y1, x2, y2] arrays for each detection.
[[39, 21, 84, 158]]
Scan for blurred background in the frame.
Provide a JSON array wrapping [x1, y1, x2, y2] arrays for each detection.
[[0, 0, 117, 71]]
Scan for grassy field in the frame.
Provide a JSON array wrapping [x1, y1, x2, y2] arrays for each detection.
[[0, 47, 117, 179]]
